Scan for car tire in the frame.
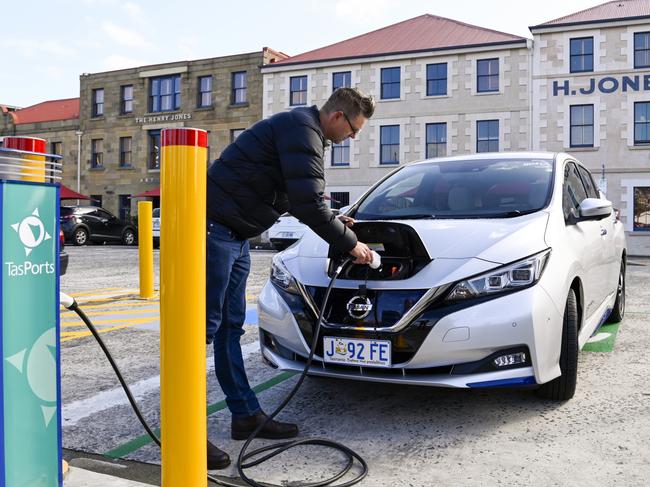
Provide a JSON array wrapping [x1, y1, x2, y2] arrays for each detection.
[[73, 227, 89, 246], [122, 229, 136, 246], [537, 288, 578, 401], [607, 259, 626, 323]]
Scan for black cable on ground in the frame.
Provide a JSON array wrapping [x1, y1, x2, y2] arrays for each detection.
[[68, 257, 367, 487]]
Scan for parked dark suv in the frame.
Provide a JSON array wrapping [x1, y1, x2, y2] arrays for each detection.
[[61, 206, 137, 246]]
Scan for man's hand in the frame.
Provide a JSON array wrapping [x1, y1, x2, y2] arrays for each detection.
[[349, 241, 373, 264], [337, 214, 355, 228]]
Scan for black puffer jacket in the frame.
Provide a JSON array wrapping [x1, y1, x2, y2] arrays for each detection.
[[207, 106, 357, 254]]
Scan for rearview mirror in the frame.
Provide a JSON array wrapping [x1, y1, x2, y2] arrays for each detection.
[[579, 198, 612, 220]]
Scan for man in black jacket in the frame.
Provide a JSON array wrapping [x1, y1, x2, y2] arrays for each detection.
[[205, 88, 375, 469]]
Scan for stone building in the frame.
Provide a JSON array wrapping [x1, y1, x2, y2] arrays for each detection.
[[261, 14, 533, 209], [1, 47, 287, 221], [531, 0, 650, 255]]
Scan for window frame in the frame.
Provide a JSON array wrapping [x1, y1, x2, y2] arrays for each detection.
[[120, 85, 134, 114], [633, 186, 650, 231], [425, 122, 447, 158], [149, 75, 181, 113], [331, 139, 351, 167], [119, 136, 132, 168], [91, 138, 103, 168], [570, 37, 594, 73], [92, 88, 104, 117], [289, 75, 307, 106], [380, 125, 400, 165], [426, 63, 447, 96], [634, 32, 650, 69], [197, 75, 213, 108], [330, 191, 350, 210], [569, 104, 595, 148], [476, 59, 499, 93], [634, 101, 650, 145], [380, 67, 401, 100], [476, 120, 499, 153], [231, 71, 247, 105], [148, 129, 161, 170], [332, 71, 351, 91]]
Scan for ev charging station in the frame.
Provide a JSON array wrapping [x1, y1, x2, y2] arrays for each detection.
[[0, 137, 62, 486]]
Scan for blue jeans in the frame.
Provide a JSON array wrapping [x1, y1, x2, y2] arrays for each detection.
[[206, 219, 261, 419]]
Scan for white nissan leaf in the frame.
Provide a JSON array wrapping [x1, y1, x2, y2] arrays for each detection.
[[257, 153, 626, 400]]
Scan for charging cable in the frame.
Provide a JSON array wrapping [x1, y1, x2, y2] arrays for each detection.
[[60, 250, 381, 487]]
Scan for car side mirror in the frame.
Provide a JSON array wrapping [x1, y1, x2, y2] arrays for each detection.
[[579, 198, 612, 220]]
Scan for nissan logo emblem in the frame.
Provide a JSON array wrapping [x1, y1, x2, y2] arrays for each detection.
[[346, 295, 373, 319]]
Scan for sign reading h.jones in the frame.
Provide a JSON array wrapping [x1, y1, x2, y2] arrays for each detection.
[[553, 74, 650, 96]]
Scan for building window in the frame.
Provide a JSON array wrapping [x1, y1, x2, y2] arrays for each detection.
[[230, 128, 245, 142], [232, 72, 247, 104], [290, 76, 307, 106], [119, 137, 132, 168], [118, 195, 131, 222], [198, 76, 212, 107], [90, 195, 102, 207], [634, 32, 650, 68], [331, 140, 350, 167], [477, 59, 499, 93], [91, 139, 103, 168], [570, 37, 594, 73], [330, 192, 350, 210], [425, 123, 447, 158], [121, 85, 133, 114], [380, 125, 400, 164], [426, 63, 447, 96], [50, 141, 62, 157], [150, 75, 181, 112], [634, 187, 650, 231], [381, 67, 400, 99], [635, 102, 650, 145], [92, 88, 104, 117], [570, 105, 594, 148], [477, 120, 499, 153], [148, 130, 160, 169], [332, 71, 351, 91]]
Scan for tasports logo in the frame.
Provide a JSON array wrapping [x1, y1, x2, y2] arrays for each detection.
[[5, 208, 55, 277]]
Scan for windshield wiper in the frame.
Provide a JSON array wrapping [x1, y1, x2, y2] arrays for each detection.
[[394, 214, 437, 220], [489, 210, 536, 218]]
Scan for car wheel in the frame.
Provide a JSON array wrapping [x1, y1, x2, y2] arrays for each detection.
[[607, 259, 625, 323], [122, 229, 136, 246], [537, 288, 578, 401], [73, 228, 89, 246]]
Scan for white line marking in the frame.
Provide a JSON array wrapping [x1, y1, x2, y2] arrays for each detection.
[[62, 341, 260, 427]]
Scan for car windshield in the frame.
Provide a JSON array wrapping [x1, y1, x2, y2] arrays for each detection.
[[354, 158, 554, 220]]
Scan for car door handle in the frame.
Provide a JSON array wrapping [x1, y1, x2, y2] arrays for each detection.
[[600, 227, 608, 236]]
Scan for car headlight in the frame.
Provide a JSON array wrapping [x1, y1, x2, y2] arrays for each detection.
[[270, 253, 300, 295], [446, 249, 552, 302]]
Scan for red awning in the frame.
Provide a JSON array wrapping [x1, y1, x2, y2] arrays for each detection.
[[59, 184, 93, 200], [132, 187, 160, 198]]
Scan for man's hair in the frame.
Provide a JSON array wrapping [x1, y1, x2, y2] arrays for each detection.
[[321, 87, 375, 119]]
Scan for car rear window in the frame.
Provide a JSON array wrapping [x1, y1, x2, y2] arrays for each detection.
[[60, 207, 74, 217], [354, 158, 554, 220]]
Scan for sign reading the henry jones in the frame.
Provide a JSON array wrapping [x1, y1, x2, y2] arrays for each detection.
[[553, 74, 650, 96], [1, 182, 61, 486], [135, 113, 192, 124]]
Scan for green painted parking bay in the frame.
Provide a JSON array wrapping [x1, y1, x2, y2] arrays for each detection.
[[583, 323, 620, 353]]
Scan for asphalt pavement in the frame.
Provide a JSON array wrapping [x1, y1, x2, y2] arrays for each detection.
[[60, 245, 650, 487]]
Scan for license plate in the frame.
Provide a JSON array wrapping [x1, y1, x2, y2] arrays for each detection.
[[279, 232, 294, 238], [323, 337, 391, 368]]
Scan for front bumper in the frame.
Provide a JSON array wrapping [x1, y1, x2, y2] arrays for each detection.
[[257, 279, 563, 388]]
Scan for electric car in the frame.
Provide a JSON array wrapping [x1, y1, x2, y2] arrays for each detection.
[[257, 153, 627, 400]]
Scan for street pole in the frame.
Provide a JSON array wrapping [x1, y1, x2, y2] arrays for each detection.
[[75, 130, 82, 206]]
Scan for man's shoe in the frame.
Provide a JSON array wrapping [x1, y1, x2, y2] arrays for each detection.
[[231, 412, 299, 440], [207, 440, 230, 470]]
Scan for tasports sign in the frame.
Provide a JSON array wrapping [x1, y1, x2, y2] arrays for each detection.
[[553, 74, 650, 96]]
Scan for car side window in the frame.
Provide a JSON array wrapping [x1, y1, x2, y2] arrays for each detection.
[[563, 162, 588, 221], [96, 209, 112, 219], [577, 166, 600, 199]]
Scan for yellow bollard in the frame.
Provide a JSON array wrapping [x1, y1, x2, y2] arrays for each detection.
[[138, 201, 154, 299], [2, 136, 47, 182], [160, 128, 208, 486]]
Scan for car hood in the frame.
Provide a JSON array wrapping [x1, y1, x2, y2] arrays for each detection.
[[293, 211, 550, 265]]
